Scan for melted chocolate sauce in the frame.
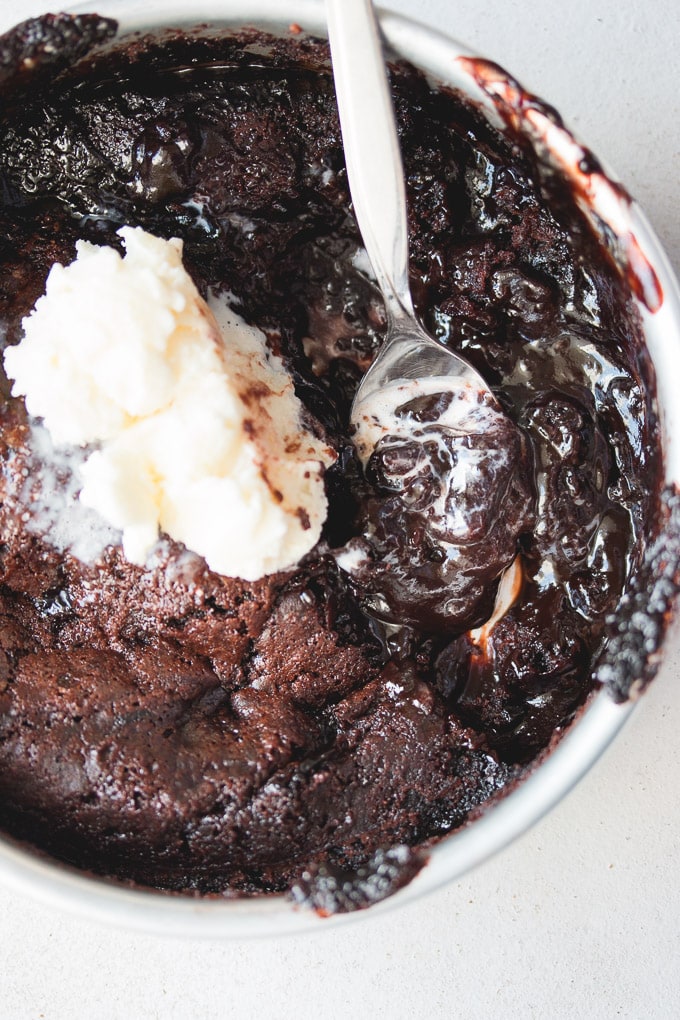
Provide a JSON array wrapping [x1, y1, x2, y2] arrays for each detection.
[[344, 402, 534, 632]]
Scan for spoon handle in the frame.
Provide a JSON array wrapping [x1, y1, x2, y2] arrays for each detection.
[[326, 0, 414, 320]]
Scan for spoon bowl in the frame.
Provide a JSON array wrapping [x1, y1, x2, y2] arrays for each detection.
[[350, 321, 502, 467]]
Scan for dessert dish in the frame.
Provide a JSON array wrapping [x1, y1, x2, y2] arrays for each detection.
[[0, 13, 677, 915]]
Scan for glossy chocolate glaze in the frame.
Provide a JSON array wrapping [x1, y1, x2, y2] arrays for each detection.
[[345, 392, 535, 632], [0, 18, 674, 909]]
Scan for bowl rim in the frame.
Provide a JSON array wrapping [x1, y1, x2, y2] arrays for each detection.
[[0, 0, 676, 937]]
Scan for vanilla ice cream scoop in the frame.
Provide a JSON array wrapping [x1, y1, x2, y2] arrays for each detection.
[[3, 227, 336, 580]]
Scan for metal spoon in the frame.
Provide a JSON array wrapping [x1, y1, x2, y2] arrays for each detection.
[[325, 0, 502, 463]]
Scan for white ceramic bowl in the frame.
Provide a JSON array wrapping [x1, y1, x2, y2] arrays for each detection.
[[0, 0, 679, 937]]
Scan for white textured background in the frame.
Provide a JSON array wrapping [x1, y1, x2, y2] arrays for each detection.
[[1, 1, 679, 1018]]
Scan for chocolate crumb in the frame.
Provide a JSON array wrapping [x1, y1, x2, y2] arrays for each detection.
[[594, 486, 680, 701], [296, 507, 311, 530], [290, 845, 427, 915]]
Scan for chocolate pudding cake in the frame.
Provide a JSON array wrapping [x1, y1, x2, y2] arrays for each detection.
[[0, 14, 677, 913]]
